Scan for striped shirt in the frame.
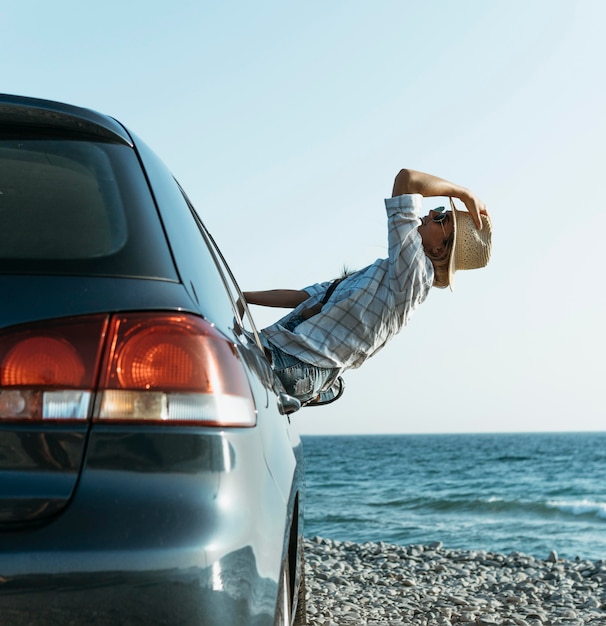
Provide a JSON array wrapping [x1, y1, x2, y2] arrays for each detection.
[[260, 194, 434, 370]]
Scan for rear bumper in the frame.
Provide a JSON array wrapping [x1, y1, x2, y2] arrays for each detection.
[[0, 426, 302, 626], [0, 551, 274, 626]]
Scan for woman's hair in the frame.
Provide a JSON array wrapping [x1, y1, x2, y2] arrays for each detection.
[[340, 265, 354, 279], [427, 236, 454, 289]]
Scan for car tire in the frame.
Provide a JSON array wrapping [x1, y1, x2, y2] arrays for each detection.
[[293, 549, 307, 626]]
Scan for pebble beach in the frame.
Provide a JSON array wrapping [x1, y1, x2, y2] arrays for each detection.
[[304, 537, 606, 626]]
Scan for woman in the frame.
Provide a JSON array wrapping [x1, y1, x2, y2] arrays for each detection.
[[244, 168, 492, 406]]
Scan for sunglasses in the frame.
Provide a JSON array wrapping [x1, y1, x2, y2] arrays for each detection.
[[433, 207, 448, 238], [432, 206, 447, 222]]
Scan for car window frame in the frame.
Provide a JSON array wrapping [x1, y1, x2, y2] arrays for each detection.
[[178, 185, 265, 352]]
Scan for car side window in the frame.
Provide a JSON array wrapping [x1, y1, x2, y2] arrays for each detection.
[[184, 198, 262, 345]]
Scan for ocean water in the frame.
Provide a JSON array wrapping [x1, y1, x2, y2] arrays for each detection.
[[301, 432, 606, 561]]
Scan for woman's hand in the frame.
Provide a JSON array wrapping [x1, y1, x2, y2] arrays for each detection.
[[458, 189, 488, 229]]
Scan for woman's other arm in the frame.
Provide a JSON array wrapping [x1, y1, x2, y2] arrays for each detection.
[[243, 289, 310, 308]]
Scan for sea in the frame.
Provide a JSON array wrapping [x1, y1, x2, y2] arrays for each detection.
[[301, 432, 606, 562]]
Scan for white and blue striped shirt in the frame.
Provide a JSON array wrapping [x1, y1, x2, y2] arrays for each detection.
[[260, 194, 433, 370]]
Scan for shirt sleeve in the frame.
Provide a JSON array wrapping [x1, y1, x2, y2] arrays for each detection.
[[301, 280, 332, 299], [384, 193, 423, 219], [384, 193, 433, 292]]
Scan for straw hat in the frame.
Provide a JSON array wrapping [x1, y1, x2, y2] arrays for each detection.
[[448, 197, 492, 291]]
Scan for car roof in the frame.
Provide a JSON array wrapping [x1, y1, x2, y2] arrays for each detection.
[[0, 94, 133, 146]]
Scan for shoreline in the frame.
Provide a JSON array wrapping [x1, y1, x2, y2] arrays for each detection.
[[304, 537, 606, 625]]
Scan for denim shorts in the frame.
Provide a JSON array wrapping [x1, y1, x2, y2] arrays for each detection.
[[264, 341, 340, 405]]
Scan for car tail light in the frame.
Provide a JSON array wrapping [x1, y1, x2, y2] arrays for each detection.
[[96, 313, 256, 426], [0, 316, 108, 421], [0, 313, 256, 427]]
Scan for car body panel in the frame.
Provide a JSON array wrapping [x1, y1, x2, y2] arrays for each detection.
[[0, 276, 191, 329], [0, 425, 87, 522], [0, 427, 302, 625]]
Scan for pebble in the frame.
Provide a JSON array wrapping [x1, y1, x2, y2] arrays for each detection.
[[304, 537, 606, 625]]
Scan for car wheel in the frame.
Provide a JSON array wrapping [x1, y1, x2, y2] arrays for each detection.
[[293, 549, 307, 626], [274, 556, 292, 626]]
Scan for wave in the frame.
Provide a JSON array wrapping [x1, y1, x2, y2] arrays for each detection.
[[366, 495, 606, 522], [546, 499, 606, 519]]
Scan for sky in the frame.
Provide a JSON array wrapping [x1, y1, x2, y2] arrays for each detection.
[[2, 0, 605, 435]]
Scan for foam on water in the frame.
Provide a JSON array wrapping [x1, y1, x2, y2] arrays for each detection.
[[547, 499, 606, 519]]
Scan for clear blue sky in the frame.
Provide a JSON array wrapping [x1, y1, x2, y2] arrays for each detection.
[[3, 1, 605, 434]]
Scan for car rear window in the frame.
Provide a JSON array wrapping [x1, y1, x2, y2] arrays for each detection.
[[0, 137, 178, 280]]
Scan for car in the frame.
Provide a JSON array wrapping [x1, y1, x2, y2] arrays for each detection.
[[0, 93, 307, 626]]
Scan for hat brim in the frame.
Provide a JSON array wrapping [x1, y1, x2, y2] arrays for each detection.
[[447, 199, 458, 292]]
